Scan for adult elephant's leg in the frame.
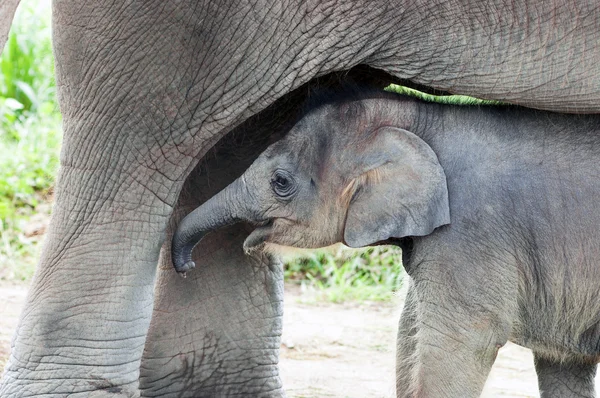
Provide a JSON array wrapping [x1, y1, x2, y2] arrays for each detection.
[[534, 356, 597, 398], [0, 30, 198, 398], [0, 132, 181, 392]]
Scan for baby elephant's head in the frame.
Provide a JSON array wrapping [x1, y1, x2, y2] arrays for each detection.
[[172, 94, 450, 275]]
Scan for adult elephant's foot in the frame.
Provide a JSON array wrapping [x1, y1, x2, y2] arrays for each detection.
[[0, 377, 139, 398]]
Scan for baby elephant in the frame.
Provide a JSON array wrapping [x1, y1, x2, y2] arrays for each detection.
[[172, 89, 600, 397]]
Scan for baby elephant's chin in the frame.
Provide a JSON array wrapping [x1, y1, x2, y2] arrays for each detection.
[[242, 222, 343, 255], [244, 237, 346, 267], [263, 242, 346, 260], [242, 225, 272, 254]]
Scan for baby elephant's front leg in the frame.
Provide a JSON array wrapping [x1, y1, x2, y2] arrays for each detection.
[[396, 264, 511, 397]]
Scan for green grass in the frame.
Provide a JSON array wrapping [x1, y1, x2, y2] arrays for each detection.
[[285, 246, 404, 303], [0, 0, 60, 281]]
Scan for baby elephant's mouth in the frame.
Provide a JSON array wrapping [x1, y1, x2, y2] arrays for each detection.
[[243, 220, 274, 252]]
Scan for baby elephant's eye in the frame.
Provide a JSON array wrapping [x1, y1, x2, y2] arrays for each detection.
[[271, 170, 297, 199], [274, 175, 289, 188]]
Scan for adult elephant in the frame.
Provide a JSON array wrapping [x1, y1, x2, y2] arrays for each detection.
[[0, 0, 599, 397]]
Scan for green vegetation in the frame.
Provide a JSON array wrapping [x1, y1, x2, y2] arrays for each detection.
[[285, 246, 404, 303], [0, 0, 61, 281], [386, 83, 506, 106]]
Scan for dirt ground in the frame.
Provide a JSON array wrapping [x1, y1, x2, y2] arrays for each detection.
[[1, 282, 599, 397]]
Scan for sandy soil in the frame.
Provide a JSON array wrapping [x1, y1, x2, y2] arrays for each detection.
[[1, 282, 598, 397]]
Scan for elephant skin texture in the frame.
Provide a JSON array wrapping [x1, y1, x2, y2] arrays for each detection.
[[175, 90, 600, 398], [1, 0, 600, 396]]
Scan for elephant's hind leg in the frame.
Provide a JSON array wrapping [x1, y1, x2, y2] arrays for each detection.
[[534, 355, 597, 398]]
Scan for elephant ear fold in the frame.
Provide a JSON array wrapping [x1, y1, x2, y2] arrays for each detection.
[[343, 126, 450, 248]]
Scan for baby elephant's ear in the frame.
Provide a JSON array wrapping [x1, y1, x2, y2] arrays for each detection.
[[343, 126, 450, 248]]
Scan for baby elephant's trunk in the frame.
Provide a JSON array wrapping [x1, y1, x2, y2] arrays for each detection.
[[171, 179, 249, 276]]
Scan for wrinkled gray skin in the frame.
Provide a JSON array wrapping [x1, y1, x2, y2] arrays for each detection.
[[174, 91, 600, 397], [1, 0, 600, 396]]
